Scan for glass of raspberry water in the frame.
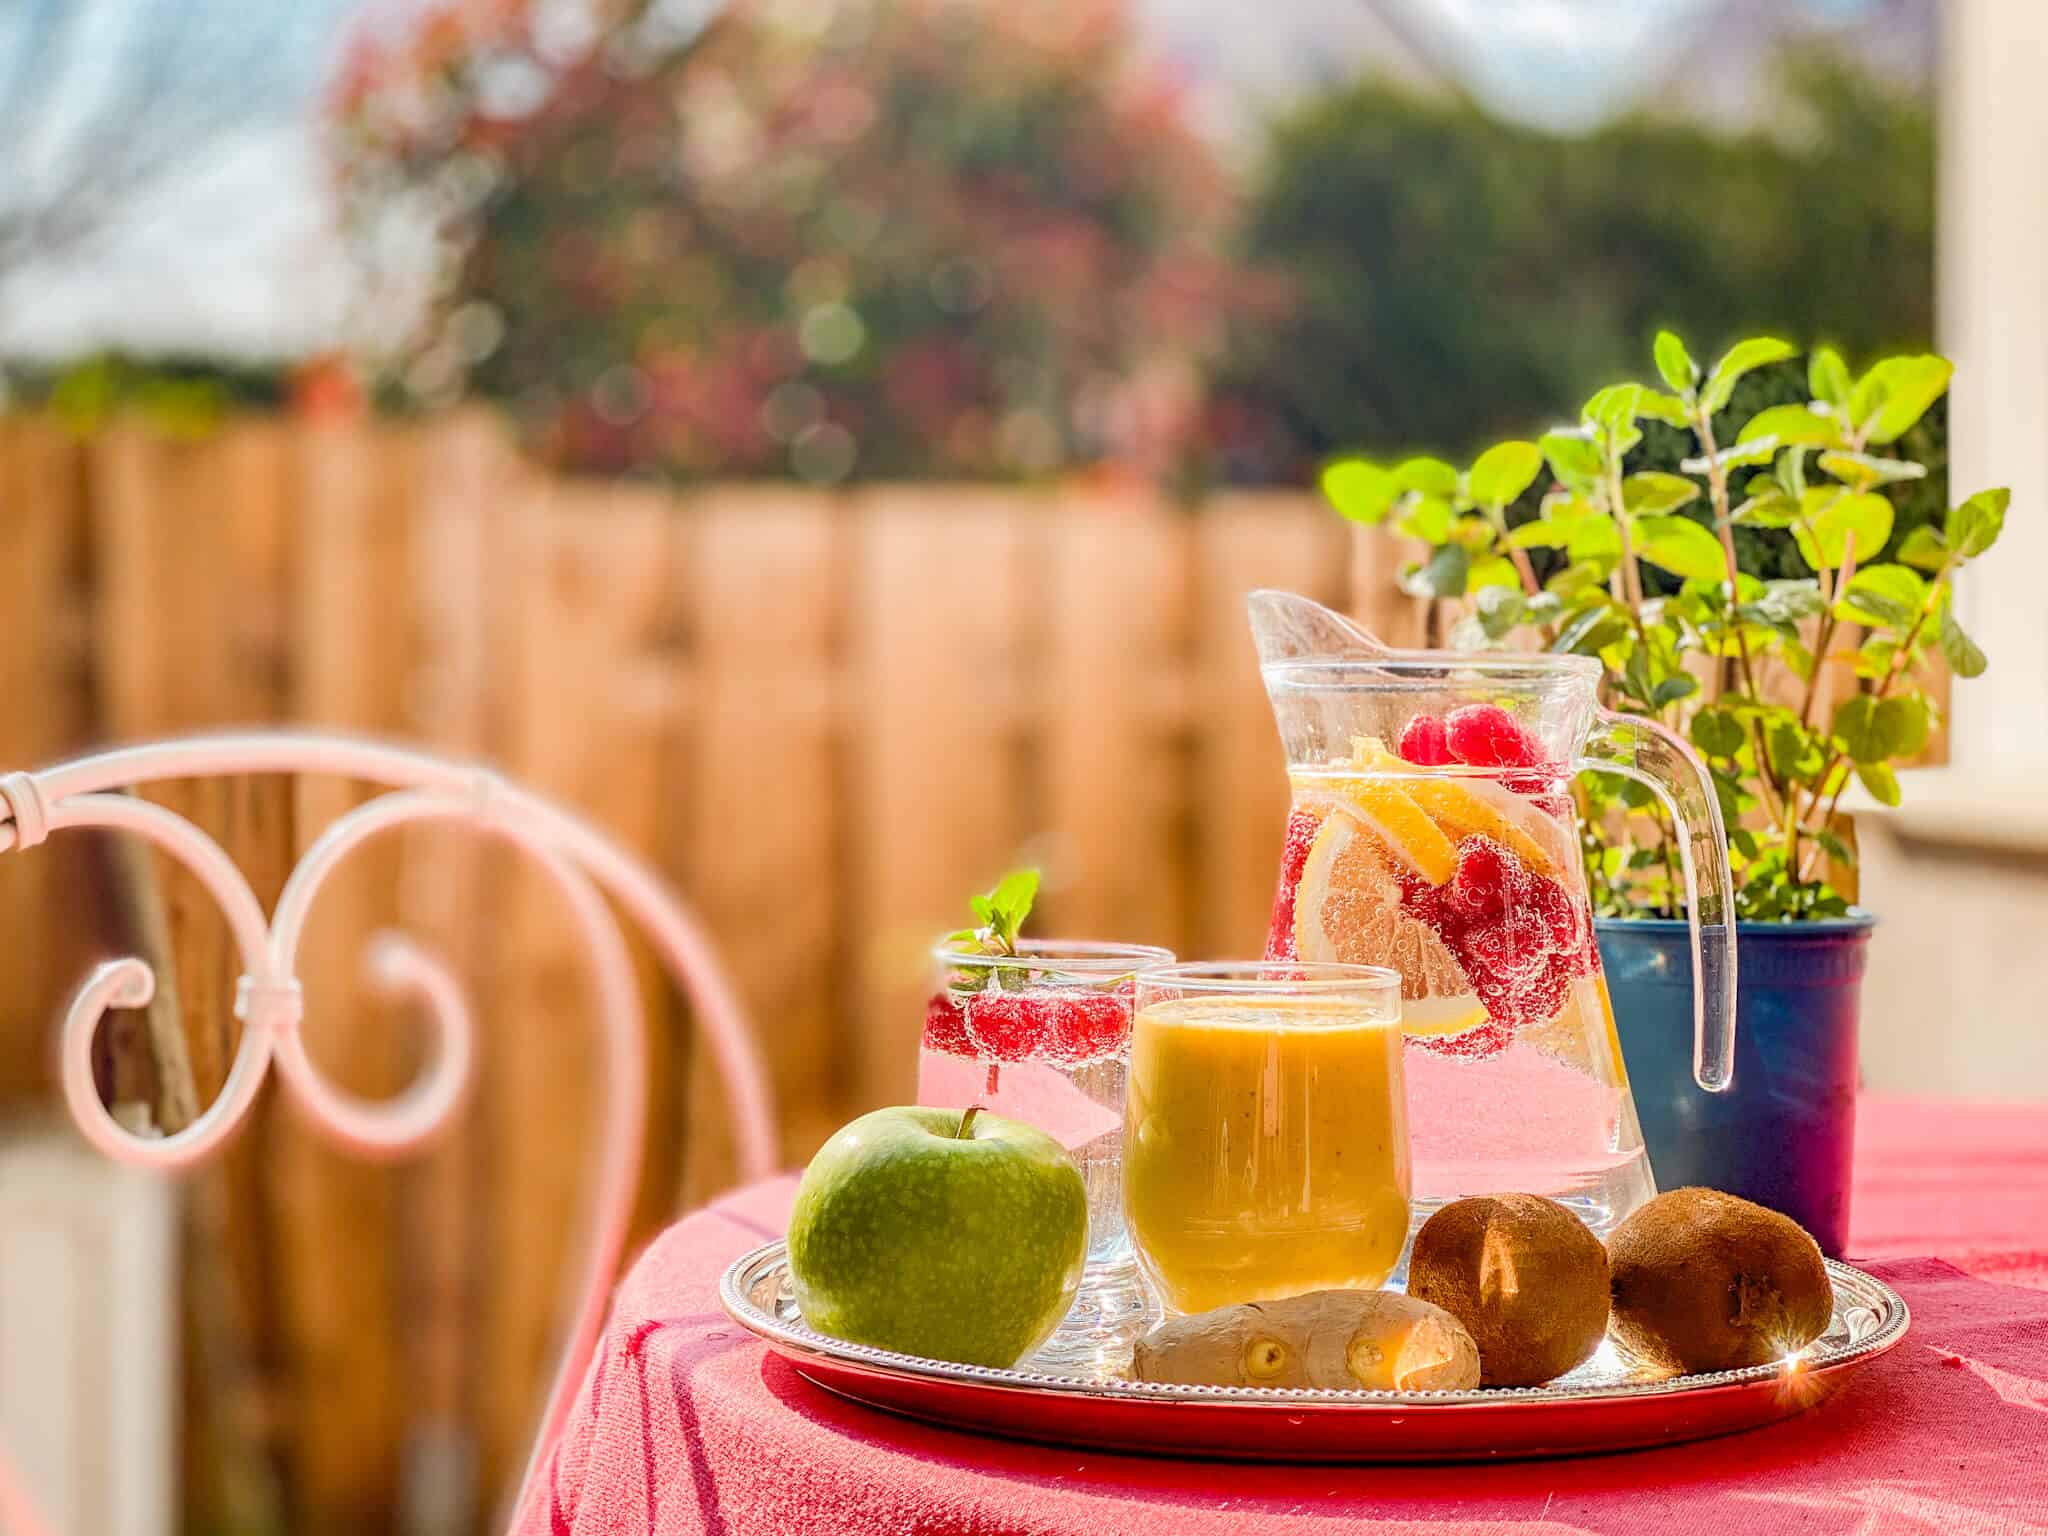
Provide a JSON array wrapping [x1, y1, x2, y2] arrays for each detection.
[[920, 938, 1174, 1374]]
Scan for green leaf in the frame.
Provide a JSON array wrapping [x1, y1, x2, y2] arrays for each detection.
[[969, 894, 994, 924], [1407, 543, 1469, 599], [983, 869, 1040, 948], [1681, 439, 1778, 474], [1690, 708, 1746, 757], [1775, 446, 1809, 500], [1651, 673, 1699, 708], [1875, 694, 1929, 758], [1946, 487, 2009, 561], [1637, 391, 1691, 428], [1834, 564, 1926, 628], [1468, 441, 1544, 509], [1394, 494, 1453, 544], [1541, 430, 1605, 494], [1633, 514, 1728, 581], [1765, 715, 1817, 782], [1703, 336, 1796, 413], [1470, 586, 1528, 639], [1850, 354, 1953, 445], [1896, 525, 1949, 572], [1552, 605, 1629, 657], [1809, 345, 1852, 408], [1583, 383, 1642, 434], [1856, 761, 1902, 807], [1938, 605, 1988, 678], [1562, 511, 1620, 565], [1736, 403, 1843, 449], [1831, 695, 1885, 762], [1320, 459, 1398, 524], [1392, 456, 1460, 497], [1737, 578, 1826, 633], [1467, 554, 1522, 591], [1654, 331, 1698, 395], [1794, 490, 1893, 570], [1621, 472, 1701, 514], [1816, 450, 1927, 489], [1506, 520, 1570, 550], [1732, 489, 1799, 528]]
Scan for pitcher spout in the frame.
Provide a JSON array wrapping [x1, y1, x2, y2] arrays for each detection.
[[1246, 590, 1388, 669]]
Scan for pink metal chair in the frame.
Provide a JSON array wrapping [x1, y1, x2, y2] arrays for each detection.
[[0, 731, 777, 1536]]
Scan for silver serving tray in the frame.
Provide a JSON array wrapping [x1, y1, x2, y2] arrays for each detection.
[[719, 1241, 1909, 1461]]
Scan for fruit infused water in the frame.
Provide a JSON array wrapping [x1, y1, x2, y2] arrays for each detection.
[[1267, 706, 1654, 1233], [1123, 965, 1409, 1315], [919, 939, 1173, 1372]]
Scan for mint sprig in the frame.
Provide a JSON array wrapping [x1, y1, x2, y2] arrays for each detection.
[[945, 867, 1039, 957]]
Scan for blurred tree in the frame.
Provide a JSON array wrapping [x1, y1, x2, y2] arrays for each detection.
[[1209, 50, 1935, 482], [0, 0, 340, 340], [336, 0, 1271, 484]]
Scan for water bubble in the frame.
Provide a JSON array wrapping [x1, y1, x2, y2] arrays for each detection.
[[791, 422, 856, 483]]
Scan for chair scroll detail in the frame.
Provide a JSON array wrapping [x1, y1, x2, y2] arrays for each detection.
[[0, 732, 777, 1536]]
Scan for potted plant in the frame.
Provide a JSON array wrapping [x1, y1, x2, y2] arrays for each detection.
[[1319, 332, 2005, 1255]]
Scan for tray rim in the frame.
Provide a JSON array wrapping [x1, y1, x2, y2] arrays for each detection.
[[718, 1239, 1909, 1410]]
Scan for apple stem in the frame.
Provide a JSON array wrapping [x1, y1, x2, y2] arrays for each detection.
[[956, 1104, 983, 1139], [984, 1061, 1001, 1095]]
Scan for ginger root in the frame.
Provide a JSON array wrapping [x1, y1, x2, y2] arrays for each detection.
[[1132, 1290, 1480, 1391]]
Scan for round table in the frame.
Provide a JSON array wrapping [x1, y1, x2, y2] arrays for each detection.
[[515, 1096, 2048, 1535]]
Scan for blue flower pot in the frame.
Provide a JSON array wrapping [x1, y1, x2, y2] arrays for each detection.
[[1596, 913, 1874, 1257]]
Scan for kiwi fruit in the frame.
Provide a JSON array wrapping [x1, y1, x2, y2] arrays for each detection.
[[1407, 1194, 1611, 1387], [1606, 1188, 1833, 1374]]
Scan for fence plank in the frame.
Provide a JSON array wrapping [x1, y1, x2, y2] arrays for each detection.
[[90, 418, 302, 1530], [1192, 493, 1353, 957], [1039, 490, 1192, 954], [0, 417, 89, 1103], [274, 419, 419, 1531], [478, 480, 685, 1497], [847, 489, 1038, 1112], [675, 489, 847, 1200]]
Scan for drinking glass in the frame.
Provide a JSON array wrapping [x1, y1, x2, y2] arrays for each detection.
[[919, 937, 1174, 1372], [1123, 961, 1409, 1316]]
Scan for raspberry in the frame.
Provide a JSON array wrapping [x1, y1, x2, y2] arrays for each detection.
[[922, 991, 973, 1057], [1397, 714, 1452, 766], [1448, 836, 1517, 921], [962, 988, 1054, 1063], [1465, 909, 1550, 982], [1444, 703, 1539, 769], [1265, 808, 1322, 960], [1529, 876, 1583, 952], [1043, 989, 1134, 1065]]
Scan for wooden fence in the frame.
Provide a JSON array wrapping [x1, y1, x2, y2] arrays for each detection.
[[0, 411, 1419, 1531]]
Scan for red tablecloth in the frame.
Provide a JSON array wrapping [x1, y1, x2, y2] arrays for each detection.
[[514, 1097, 2048, 1536]]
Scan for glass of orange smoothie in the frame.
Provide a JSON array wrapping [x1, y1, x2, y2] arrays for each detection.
[[1123, 962, 1410, 1315]]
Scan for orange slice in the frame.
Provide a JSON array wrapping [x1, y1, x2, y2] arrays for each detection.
[[1348, 736, 1563, 877], [1326, 779, 1458, 886], [1293, 812, 1483, 1036]]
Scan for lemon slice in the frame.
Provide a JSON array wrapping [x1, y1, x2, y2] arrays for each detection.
[[1398, 991, 1493, 1039], [1327, 779, 1458, 885]]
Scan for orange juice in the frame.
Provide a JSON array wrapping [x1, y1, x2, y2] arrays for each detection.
[[1123, 995, 1410, 1314]]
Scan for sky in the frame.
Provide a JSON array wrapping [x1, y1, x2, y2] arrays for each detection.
[[0, 0, 1892, 364]]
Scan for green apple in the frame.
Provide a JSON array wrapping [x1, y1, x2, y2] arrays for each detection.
[[787, 1105, 1087, 1368]]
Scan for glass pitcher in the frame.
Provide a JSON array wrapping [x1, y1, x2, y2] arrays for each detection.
[[1250, 591, 1735, 1236]]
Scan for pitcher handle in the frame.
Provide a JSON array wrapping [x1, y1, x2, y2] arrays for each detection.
[[1576, 710, 1738, 1092]]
